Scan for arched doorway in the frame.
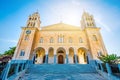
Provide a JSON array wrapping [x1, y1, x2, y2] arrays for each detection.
[[58, 55, 64, 64], [68, 47, 74, 64], [34, 47, 45, 64], [48, 47, 54, 64], [77, 48, 88, 64], [57, 47, 66, 64]]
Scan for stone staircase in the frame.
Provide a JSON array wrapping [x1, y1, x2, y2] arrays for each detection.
[[21, 64, 106, 80], [29, 64, 96, 73]]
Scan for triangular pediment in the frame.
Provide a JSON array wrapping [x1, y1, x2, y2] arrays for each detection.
[[41, 23, 81, 31]]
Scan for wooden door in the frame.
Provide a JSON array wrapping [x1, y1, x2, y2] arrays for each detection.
[[58, 55, 64, 64]]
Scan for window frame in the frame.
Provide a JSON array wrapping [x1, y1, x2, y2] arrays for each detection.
[[20, 50, 25, 56]]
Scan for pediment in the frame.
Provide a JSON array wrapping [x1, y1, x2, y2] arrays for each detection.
[[41, 23, 81, 31]]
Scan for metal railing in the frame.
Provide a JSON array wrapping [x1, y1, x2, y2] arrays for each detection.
[[0, 60, 32, 80], [95, 60, 120, 80]]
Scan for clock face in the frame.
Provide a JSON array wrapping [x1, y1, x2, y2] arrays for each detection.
[[26, 30, 31, 34]]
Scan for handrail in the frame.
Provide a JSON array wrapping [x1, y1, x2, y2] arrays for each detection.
[[0, 61, 10, 80], [0, 60, 33, 80], [95, 60, 120, 80]]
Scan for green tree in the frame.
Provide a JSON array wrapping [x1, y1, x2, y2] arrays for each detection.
[[0, 54, 2, 57], [4, 47, 16, 56]]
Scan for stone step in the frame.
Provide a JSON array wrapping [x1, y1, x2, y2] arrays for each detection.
[[20, 64, 107, 80], [28, 64, 96, 74], [22, 72, 105, 80]]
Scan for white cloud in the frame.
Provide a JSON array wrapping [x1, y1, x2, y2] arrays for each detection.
[[0, 39, 17, 43]]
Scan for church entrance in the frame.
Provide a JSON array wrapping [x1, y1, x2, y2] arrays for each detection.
[[57, 47, 66, 64], [58, 55, 64, 64]]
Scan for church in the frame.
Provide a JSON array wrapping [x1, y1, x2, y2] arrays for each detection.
[[12, 12, 107, 64]]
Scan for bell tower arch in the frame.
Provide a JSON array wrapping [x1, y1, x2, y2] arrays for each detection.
[[81, 11, 96, 30], [27, 12, 41, 28]]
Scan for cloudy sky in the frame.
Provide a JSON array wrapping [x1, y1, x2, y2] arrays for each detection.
[[0, 0, 120, 56]]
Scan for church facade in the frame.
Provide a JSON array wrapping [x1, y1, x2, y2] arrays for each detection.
[[12, 12, 107, 64]]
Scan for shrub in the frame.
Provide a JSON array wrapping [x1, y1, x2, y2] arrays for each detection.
[[98, 54, 119, 64]]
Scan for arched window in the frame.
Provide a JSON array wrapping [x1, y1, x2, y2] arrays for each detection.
[[93, 35, 97, 41], [58, 35, 64, 43], [79, 37, 83, 43], [24, 35, 29, 41], [29, 17, 31, 20], [69, 37, 72, 43], [40, 37, 43, 43], [27, 22, 30, 27], [20, 50, 25, 56], [50, 37, 54, 43]]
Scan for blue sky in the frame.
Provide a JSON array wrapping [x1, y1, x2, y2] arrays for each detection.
[[0, 0, 120, 56]]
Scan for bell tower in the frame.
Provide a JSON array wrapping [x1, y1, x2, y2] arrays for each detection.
[[13, 12, 40, 60], [27, 12, 41, 28], [81, 11, 107, 59], [81, 11, 96, 30]]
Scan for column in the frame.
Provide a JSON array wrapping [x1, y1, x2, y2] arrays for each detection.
[[74, 48, 78, 64], [65, 50, 68, 64], [66, 54, 68, 64], [74, 54, 78, 64], [45, 55, 48, 64], [87, 51, 92, 64], [54, 55, 56, 64], [54, 50, 56, 64], [32, 53, 36, 64], [74, 49, 77, 64]]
